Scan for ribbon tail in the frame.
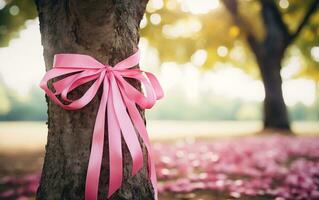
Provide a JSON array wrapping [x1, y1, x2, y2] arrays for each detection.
[[110, 75, 143, 176], [85, 76, 109, 200], [107, 80, 123, 198], [118, 85, 158, 200], [151, 160, 158, 200], [145, 72, 164, 100]]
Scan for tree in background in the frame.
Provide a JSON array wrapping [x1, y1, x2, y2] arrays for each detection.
[[221, 0, 319, 130], [34, 0, 154, 199], [140, 0, 319, 131]]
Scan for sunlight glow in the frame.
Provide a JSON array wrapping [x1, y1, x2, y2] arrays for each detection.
[[283, 79, 316, 106], [281, 57, 301, 79], [179, 0, 220, 14], [140, 14, 148, 29], [0, 20, 44, 95], [9, 5, 20, 16], [217, 46, 228, 57], [162, 19, 202, 38], [146, 0, 164, 13], [159, 62, 316, 106], [191, 49, 207, 66], [0, 21, 316, 107], [230, 45, 246, 62], [166, 0, 177, 10], [0, 0, 6, 10], [311, 46, 319, 62], [150, 13, 161, 25], [279, 0, 289, 9], [204, 66, 265, 102]]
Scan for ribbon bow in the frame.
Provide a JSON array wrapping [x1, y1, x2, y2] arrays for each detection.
[[39, 50, 163, 200]]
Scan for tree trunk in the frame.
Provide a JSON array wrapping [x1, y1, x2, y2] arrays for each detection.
[[256, 55, 290, 130], [245, 0, 291, 131], [35, 0, 154, 199], [254, 1, 290, 131]]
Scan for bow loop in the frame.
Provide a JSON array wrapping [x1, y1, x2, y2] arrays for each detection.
[[115, 69, 164, 109], [40, 67, 105, 110], [113, 50, 140, 70], [54, 54, 105, 69]]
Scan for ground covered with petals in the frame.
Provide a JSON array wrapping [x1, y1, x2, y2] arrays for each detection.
[[1, 135, 319, 200]]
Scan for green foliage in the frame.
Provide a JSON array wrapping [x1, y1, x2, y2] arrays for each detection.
[[0, 79, 317, 121], [0, 0, 37, 47], [147, 89, 245, 120], [0, 81, 10, 114], [146, 86, 319, 121], [0, 80, 47, 121], [236, 103, 262, 120]]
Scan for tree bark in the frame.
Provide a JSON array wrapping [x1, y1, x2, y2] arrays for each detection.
[[256, 55, 290, 130], [35, 0, 154, 199], [254, 0, 290, 130]]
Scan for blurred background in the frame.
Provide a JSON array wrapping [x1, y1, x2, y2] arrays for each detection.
[[0, 0, 319, 200]]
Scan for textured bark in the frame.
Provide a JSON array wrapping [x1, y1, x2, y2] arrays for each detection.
[[35, 0, 154, 199]]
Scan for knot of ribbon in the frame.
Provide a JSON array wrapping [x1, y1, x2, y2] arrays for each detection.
[[39, 50, 163, 200]]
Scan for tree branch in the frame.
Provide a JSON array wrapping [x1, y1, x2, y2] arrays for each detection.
[[221, 0, 261, 53], [260, 0, 291, 44], [222, 0, 239, 15], [289, 0, 319, 43]]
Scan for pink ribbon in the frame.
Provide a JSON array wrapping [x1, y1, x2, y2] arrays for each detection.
[[39, 50, 163, 200]]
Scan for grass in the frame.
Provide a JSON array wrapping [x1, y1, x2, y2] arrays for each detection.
[[0, 120, 318, 153]]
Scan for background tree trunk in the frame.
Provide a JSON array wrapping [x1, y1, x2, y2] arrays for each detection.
[[256, 55, 290, 130], [35, 0, 154, 199], [223, 0, 291, 130], [252, 0, 291, 130]]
